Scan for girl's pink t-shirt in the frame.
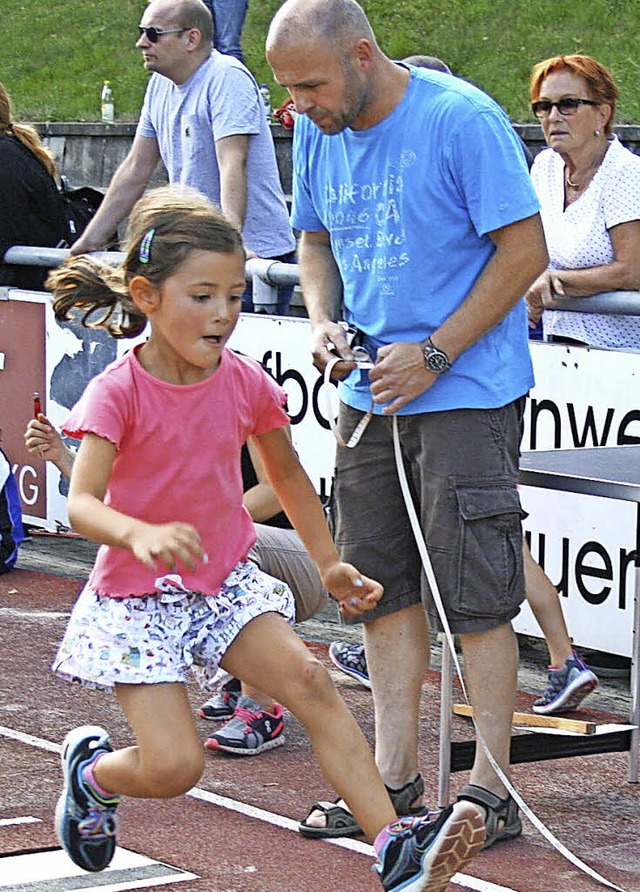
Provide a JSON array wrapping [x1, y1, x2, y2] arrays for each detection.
[[63, 347, 290, 597]]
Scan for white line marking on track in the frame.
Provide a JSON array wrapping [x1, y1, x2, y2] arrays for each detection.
[[0, 724, 520, 892], [0, 816, 41, 827], [187, 786, 520, 892], [0, 608, 70, 620], [0, 847, 197, 891], [0, 725, 61, 754]]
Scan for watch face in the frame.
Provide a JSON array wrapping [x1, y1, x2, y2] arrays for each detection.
[[423, 343, 450, 373], [427, 352, 449, 372]]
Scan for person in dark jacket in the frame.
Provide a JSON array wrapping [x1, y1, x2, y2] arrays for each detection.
[[0, 82, 69, 290]]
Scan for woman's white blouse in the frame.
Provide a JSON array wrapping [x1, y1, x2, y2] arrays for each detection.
[[531, 136, 640, 349]]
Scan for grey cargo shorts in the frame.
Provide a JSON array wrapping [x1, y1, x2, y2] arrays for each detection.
[[330, 398, 526, 635]]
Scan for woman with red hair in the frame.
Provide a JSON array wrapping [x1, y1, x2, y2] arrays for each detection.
[[526, 54, 640, 348]]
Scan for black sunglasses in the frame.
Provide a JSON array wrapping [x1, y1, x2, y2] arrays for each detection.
[[531, 97, 599, 117], [138, 26, 188, 43]]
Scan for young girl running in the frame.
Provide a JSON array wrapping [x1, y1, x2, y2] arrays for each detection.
[[47, 186, 484, 892]]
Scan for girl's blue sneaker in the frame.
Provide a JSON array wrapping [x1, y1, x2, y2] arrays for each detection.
[[373, 802, 485, 892], [328, 641, 371, 689], [55, 725, 120, 872]]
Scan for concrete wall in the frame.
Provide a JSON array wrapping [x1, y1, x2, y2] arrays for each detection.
[[34, 120, 640, 196], [36, 121, 295, 193]]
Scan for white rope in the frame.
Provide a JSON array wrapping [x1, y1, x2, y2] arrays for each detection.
[[390, 416, 627, 892], [323, 353, 374, 449]]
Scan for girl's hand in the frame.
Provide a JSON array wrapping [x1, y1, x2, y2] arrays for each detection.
[[321, 562, 383, 617], [25, 415, 65, 462], [130, 521, 207, 572]]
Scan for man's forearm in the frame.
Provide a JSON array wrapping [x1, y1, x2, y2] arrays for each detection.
[[76, 165, 148, 251], [220, 173, 248, 236], [71, 138, 159, 253], [433, 214, 549, 361], [216, 134, 250, 244], [298, 231, 343, 325]]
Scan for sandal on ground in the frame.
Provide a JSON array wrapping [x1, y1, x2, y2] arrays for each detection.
[[457, 783, 522, 849], [298, 799, 363, 839], [385, 772, 428, 817], [298, 773, 427, 839]]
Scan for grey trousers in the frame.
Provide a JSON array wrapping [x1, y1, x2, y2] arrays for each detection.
[[249, 523, 329, 623]]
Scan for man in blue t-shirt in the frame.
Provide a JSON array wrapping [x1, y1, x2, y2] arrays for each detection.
[[267, 0, 548, 875]]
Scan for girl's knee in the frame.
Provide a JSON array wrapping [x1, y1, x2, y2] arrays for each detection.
[[144, 749, 204, 798], [295, 653, 338, 705]]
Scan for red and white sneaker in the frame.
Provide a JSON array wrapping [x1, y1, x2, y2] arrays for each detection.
[[204, 696, 285, 756], [198, 677, 241, 721]]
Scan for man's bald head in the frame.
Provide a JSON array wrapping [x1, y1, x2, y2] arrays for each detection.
[[267, 0, 375, 58], [266, 0, 407, 134], [146, 0, 214, 47]]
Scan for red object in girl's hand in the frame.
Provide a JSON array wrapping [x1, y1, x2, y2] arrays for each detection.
[[33, 392, 42, 418]]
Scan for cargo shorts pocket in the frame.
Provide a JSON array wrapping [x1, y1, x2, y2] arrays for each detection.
[[453, 484, 525, 618]]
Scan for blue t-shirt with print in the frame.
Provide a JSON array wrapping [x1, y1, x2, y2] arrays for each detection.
[[291, 68, 540, 414]]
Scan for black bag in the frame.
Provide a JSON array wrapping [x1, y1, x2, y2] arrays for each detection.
[[59, 176, 118, 249]]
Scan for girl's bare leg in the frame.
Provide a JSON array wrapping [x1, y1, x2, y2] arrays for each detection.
[[523, 542, 573, 668], [221, 612, 396, 841], [93, 682, 204, 799]]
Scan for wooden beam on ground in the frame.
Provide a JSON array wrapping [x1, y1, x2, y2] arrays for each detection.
[[453, 703, 597, 735]]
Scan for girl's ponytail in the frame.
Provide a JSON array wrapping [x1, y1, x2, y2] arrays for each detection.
[[47, 185, 243, 340], [46, 256, 147, 338]]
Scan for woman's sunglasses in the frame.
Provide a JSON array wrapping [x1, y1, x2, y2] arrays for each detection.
[[138, 26, 188, 43], [531, 97, 599, 118]]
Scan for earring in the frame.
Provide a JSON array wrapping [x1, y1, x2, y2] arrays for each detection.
[[594, 129, 601, 137]]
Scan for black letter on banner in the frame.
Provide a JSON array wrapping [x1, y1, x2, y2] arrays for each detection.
[[553, 537, 571, 598], [575, 541, 613, 605], [528, 398, 562, 450], [618, 546, 638, 611], [567, 404, 613, 448], [318, 476, 334, 506], [312, 374, 335, 431], [273, 352, 308, 425], [617, 410, 640, 444], [261, 350, 275, 376]]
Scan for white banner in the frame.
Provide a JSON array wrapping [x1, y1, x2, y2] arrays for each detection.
[[230, 315, 338, 495], [518, 342, 640, 656]]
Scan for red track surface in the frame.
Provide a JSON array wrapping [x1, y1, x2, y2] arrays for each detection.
[[1, 568, 639, 891]]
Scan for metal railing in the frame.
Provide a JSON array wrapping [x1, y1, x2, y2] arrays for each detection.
[[2, 247, 300, 315], [3, 245, 640, 316]]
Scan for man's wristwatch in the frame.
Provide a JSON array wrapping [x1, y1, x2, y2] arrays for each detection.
[[421, 337, 451, 374]]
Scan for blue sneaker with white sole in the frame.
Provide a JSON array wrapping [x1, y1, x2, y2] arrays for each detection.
[[533, 651, 598, 715], [329, 641, 371, 689], [55, 725, 120, 872], [373, 802, 485, 892]]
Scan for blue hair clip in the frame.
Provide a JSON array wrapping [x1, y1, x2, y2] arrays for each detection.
[[139, 228, 155, 264]]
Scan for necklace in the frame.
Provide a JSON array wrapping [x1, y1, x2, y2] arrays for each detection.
[[565, 144, 609, 191]]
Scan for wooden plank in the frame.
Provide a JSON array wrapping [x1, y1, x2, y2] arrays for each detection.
[[453, 703, 597, 734]]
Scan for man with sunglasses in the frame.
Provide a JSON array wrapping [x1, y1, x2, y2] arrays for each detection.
[[72, 0, 295, 314]]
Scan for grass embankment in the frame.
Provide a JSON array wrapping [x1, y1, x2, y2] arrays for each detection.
[[5, 0, 640, 124]]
